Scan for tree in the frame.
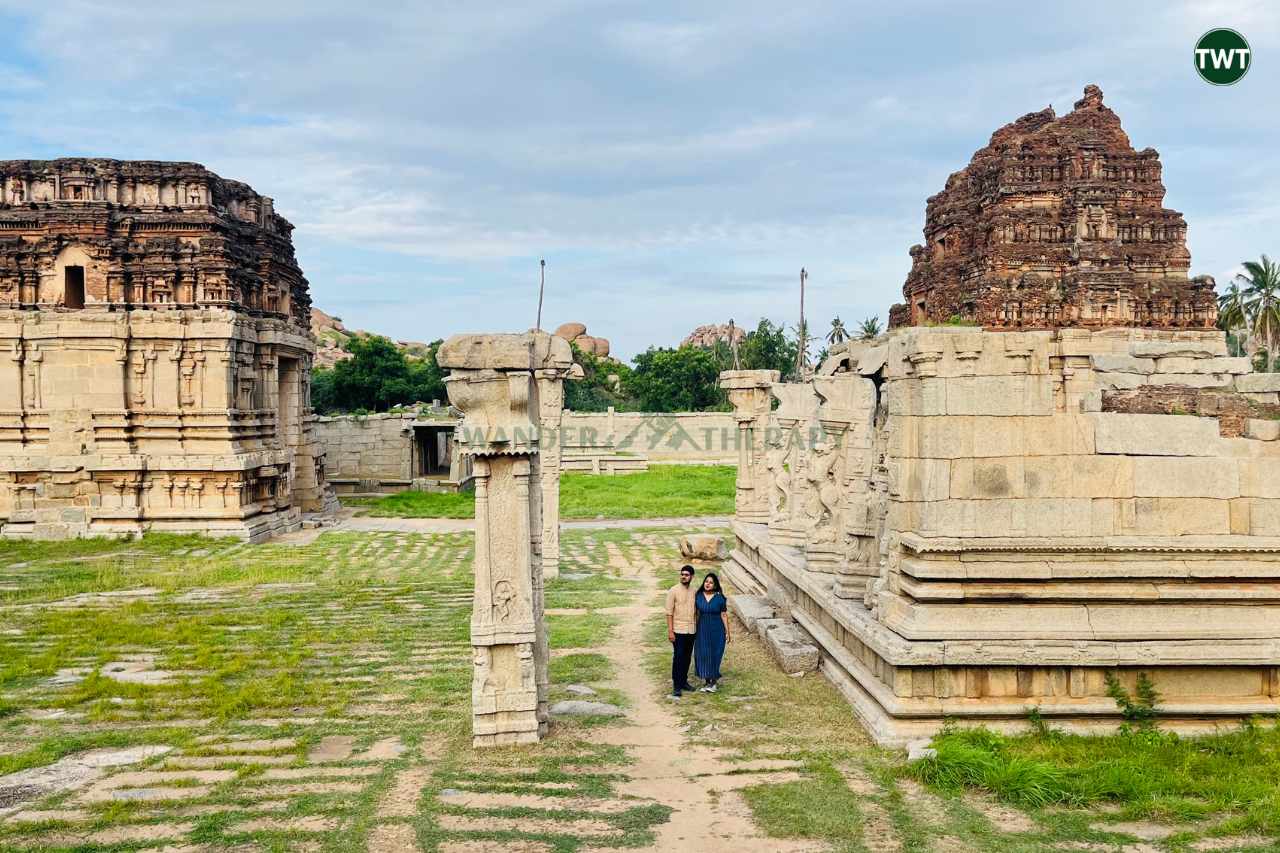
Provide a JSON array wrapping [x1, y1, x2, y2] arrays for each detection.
[[565, 343, 632, 412], [311, 334, 448, 413], [737, 318, 798, 376], [626, 345, 724, 412], [826, 317, 849, 346], [1218, 280, 1250, 358], [858, 316, 883, 340], [1236, 255, 1280, 371]]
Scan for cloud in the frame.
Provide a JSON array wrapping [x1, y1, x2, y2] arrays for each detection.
[[0, 1, 1276, 358]]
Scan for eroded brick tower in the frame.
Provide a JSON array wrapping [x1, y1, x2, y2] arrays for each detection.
[[0, 158, 335, 540], [890, 85, 1218, 330]]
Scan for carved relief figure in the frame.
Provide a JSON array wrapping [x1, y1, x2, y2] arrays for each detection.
[[765, 443, 790, 517], [492, 579, 515, 623]]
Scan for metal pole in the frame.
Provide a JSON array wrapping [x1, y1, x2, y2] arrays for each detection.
[[536, 258, 546, 331], [796, 267, 807, 378]]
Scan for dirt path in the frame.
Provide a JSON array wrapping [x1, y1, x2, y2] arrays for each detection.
[[589, 555, 824, 852]]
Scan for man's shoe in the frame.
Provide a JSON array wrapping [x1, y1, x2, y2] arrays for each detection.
[[670, 691, 682, 700]]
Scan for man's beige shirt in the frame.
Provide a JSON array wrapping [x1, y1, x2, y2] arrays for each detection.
[[665, 582, 698, 634]]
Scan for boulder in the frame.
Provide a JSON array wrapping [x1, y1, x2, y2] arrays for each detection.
[[554, 322, 587, 340], [728, 595, 775, 634], [679, 534, 728, 562]]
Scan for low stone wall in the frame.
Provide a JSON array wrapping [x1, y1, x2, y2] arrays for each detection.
[[561, 409, 737, 464]]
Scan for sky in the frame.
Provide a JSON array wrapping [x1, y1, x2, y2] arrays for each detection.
[[0, 1, 1275, 359]]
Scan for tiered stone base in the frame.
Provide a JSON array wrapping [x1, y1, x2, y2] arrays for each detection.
[[728, 520, 1280, 746]]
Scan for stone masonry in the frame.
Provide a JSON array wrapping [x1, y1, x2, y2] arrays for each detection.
[[439, 331, 573, 747], [890, 86, 1218, 330], [725, 327, 1280, 745], [0, 158, 334, 541]]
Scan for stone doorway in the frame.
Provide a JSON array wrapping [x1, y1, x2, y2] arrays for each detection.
[[412, 424, 452, 478], [64, 266, 85, 309]]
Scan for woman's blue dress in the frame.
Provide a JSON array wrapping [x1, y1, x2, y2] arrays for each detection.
[[694, 591, 727, 681]]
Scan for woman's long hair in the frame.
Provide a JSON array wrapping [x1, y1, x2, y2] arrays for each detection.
[[701, 572, 723, 594]]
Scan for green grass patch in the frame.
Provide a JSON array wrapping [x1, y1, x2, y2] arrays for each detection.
[[912, 722, 1280, 831], [348, 490, 476, 518], [560, 465, 735, 519], [741, 763, 867, 853], [345, 464, 736, 519], [550, 653, 613, 684], [547, 613, 618, 649]]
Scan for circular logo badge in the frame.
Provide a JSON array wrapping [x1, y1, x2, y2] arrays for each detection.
[[1195, 28, 1251, 85]]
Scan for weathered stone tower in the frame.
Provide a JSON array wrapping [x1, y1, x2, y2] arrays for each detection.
[[890, 85, 1218, 330], [0, 158, 335, 540]]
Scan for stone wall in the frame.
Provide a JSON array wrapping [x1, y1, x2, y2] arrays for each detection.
[[724, 327, 1280, 745], [562, 410, 738, 464], [314, 409, 469, 494]]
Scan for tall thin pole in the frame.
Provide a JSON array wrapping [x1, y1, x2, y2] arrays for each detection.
[[796, 267, 807, 379], [536, 258, 546, 331]]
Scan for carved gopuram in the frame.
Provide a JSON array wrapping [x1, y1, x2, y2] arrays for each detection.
[[889, 85, 1218, 330], [439, 332, 573, 747], [725, 329, 1280, 744], [0, 158, 334, 540]]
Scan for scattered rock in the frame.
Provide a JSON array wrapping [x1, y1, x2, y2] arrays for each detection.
[[760, 621, 820, 674], [906, 740, 938, 762], [565, 684, 597, 696], [549, 700, 624, 717], [679, 533, 729, 562]]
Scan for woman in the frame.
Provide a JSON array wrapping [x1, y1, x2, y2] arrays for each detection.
[[694, 572, 731, 692]]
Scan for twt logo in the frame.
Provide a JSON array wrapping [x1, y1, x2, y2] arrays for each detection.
[[1195, 28, 1251, 85]]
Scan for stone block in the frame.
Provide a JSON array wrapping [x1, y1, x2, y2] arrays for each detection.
[[1091, 413, 1221, 457], [761, 621, 820, 674], [1238, 460, 1280, 498], [1128, 497, 1232, 535], [1245, 419, 1280, 440], [1092, 354, 1153, 374], [946, 375, 1055, 417], [1132, 340, 1226, 358], [1237, 374, 1280, 393], [728, 595, 776, 634], [1133, 458, 1240, 499]]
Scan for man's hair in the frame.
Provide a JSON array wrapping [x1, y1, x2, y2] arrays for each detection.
[[679, 565, 695, 575]]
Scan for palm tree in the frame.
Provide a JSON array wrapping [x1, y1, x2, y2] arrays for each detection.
[[1218, 279, 1251, 358], [826, 317, 849, 346], [858, 316, 883, 340], [1237, 255, 1280, 371]]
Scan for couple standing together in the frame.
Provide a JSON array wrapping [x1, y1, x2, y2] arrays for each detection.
[[665, 564, 731, 699]]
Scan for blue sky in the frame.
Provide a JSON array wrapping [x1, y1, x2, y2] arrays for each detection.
[[0, 1, 1275, 358]]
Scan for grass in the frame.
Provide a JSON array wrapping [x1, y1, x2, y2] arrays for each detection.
[[913, 721, 1280, 833], [0, 528, 657, 851], [346, 464, 736, 520]]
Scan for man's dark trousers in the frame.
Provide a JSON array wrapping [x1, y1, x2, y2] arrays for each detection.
[[672, 632, 696, 691]]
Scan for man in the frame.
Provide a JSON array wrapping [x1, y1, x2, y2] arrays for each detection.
[[665, 564, 698, 698]]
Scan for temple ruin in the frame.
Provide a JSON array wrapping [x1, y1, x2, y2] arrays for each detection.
[[0, 158, 334, 540], [726, 87, 1280, 743], [889, 85, 1218, 330]]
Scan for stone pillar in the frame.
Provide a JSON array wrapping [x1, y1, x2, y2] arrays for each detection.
[[534, 360, 579, 581], [811, 373, 879, 591], [439, 331, 571, 748], [719, 370, 779, 524], [767, 382, 819, 548]]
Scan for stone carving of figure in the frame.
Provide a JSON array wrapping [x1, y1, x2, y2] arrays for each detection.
[[492, 579, 515, 623], [9, 180, 22, 202], [765, 443, 790, 516], [807, 442, 841, 542], [728, 318, 741, 370], [472, 646, 494, 695]]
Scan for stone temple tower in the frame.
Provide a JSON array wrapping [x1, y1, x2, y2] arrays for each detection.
[[0, 158, 335, 540], [890, 85, 1218, 330]]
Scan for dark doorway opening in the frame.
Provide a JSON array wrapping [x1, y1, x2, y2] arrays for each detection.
[[64, 266, 85, 309], [414, 425, 453, 477]]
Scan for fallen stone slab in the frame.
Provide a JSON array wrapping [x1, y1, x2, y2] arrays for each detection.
[[728, 595, 775, 634], [679, 533, 729, 562], [549, 700, 624, 717], [565, 684, 597, 696], [762, 622, 820, 674]]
